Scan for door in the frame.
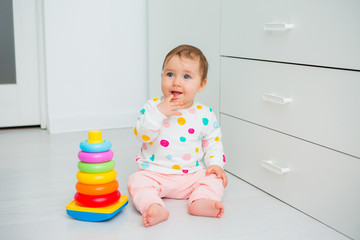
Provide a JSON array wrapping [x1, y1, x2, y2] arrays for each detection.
[[0, 0, 40, 127]]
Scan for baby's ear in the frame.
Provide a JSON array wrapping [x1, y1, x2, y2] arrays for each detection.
[[198, 79, 207, 92]]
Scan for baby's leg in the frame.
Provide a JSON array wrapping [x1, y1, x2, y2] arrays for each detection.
[[188, 171, 225, 218], [128, 171, 169, 226]]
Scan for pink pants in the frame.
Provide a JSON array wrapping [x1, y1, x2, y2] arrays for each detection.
[[127, 169, 224, 214]]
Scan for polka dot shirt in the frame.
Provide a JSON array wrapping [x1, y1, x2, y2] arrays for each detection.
[[134, 97, 226, 174]]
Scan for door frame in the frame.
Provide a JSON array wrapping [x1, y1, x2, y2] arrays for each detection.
[[35, 0, 47, 129]]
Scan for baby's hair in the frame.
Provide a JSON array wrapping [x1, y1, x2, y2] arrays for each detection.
[[162, 44, 208, 83]]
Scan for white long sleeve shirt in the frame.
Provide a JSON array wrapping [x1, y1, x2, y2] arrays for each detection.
[[133, 97, 226, 174]]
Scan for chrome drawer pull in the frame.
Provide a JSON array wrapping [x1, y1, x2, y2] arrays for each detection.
[[262, 160, 290, 175], [263, 93, 293, 104], [264, 23, 294, 31]]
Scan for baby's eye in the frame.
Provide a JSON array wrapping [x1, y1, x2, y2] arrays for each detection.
[[184, 74, 191, 80], [166, 72, 174, 77]]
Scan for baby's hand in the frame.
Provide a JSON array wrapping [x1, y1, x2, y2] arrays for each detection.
[[206, 165, 228, 188], [157, 95, 184, 118]]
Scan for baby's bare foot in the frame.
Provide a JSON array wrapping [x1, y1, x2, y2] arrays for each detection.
[[188, 199, 224, 218], [142, 203, 169, 227]]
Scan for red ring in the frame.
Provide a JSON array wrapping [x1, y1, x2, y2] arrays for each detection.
[[74, 190, 121, 208]]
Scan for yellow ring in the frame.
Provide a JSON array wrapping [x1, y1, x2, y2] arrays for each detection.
[[76, 169, 117, 185]]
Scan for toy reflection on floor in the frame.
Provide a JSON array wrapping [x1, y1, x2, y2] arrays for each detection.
[[66, 130, 128, 221]]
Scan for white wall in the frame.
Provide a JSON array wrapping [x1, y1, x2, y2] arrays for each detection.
[[43, 0, 147, 133], [148, 0, 220, 117]]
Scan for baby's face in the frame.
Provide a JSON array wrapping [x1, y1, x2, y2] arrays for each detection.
[[161, 55, 206, 108]]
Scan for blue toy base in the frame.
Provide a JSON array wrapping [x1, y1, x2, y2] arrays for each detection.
[[66, 195, 128, 222]]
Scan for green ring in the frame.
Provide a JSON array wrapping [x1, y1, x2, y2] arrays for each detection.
[[78, 160, 115, 173]]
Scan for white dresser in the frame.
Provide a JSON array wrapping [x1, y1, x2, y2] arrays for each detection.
[[220, 0, 360, 239]]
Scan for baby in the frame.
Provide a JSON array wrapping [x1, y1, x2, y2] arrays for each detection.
[[128, 44, 228, 227]]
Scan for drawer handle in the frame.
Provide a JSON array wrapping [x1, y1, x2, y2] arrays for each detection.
[[262, 160, 290, 175], [264, 23, 294, 31], [263, 93, 293, 104]]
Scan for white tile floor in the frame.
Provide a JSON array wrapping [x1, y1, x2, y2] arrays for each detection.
[[0, 127, 350, 240]]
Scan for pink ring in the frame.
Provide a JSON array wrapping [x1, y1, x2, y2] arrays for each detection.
[[78, 150, 113, 163]]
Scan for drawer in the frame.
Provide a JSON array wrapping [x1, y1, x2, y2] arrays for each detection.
[[221, 0, 360, 70], [220, 57, 360, 158], [221, 114, 360, 239]]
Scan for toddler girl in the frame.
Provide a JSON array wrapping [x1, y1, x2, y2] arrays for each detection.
[[128, 44, 228, 227]]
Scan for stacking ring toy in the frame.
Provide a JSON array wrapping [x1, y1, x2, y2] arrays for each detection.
[[78, 160, 115, 173], [76, 180, 119, 195], [80, 139, 112, 153], [77, 170, 117, 185], [75, 190, 121, 208], [78, 150, 113, 163]]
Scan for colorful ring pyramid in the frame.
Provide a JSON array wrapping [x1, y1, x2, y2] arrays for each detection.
[[66, 130, 128, 222]]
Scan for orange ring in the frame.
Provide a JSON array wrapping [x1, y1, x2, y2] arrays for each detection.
[[75, 180, 119, 195]]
